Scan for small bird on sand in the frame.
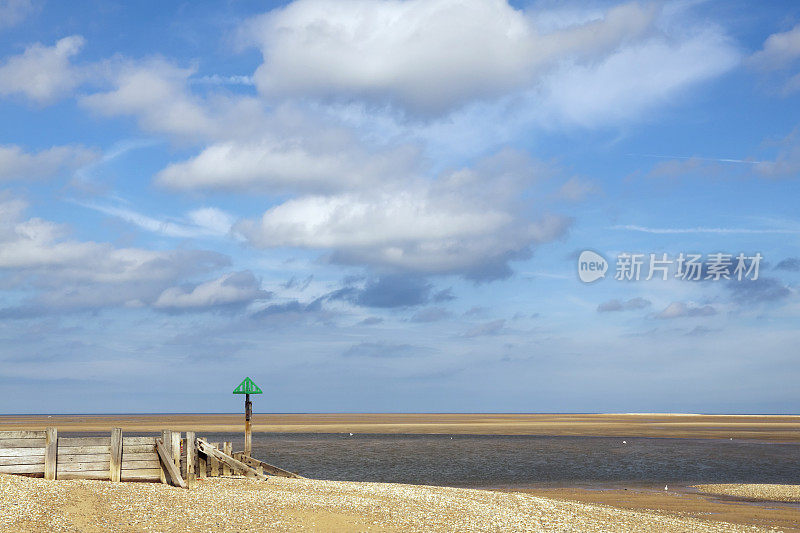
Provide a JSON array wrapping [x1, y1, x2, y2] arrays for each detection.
[[664, 485, 668, 491], [622, 440, 626, 444], [349, 433, 354, 436]]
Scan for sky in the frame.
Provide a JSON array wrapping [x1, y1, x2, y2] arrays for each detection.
[[0, 0, 799, 414]]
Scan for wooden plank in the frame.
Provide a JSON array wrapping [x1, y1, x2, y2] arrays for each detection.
[[0, 430, 46, 439], [110, 428, 122, 482], [56, 454, 110, 463], [121, 469, 161, 481], [121, 436, 157, 445], [57, 461, 111, 473], [120, 444, 156, 454], [0, 447, 47, 457], [57, 446, 110, 455], [160, 430, 171, 484], [57, 471, 109, 481], [57, 437, 111, 446], [0, 464, 45, 474], [185, 431, 196, 488], [208, 442, 219, 477], [155, 438, 186, 488], [222, 442, 232, 476], [196, 440, 267, 481], [120, 459, 160, 469], [238, 454, 303, 478], [171, 432, 181, 475], [0, 438, 46, 448], [116, 452, 157, 462], [0, 455, 44, 466]]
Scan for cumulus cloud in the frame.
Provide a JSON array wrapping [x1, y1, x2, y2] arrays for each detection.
[[727, 277, 791, 303], [154, 271, 271, 310], [0, 35, 86, 103], [81, 58, 214, 138], [656, 302, 716, 319], [597, 297, 651, 313], [775, 258, 800, 271], [244, 0, 655, 115], [0, 195, 230, 310], [558, 177, 599, 201], [156, 136, 420, 193], [410, 306, 451, 323], [0, 144, 96, 181], [237, 150, 571, 279], [329, 275, 432, 308], [749, 23, 800, 71]]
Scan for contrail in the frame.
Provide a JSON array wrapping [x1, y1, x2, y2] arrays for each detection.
[[628, 153, 764, 164], [611, 225, 800, 235]]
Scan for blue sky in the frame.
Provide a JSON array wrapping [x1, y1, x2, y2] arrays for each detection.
[[1, 0, 799, 414]]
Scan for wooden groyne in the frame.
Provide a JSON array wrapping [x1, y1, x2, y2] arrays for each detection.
[[0, 427, 301, 487]]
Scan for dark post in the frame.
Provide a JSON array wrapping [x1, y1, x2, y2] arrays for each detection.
[[245, 392, 252, 456]]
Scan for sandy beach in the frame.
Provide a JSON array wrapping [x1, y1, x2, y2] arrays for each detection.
[[3, 413, 800, 442], [0, 473, 783, 533]]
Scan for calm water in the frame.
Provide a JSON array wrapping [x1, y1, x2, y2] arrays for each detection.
[[195, 433, 800, 488]]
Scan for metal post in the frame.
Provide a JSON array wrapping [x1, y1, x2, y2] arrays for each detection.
[[244, 392, 252, 456]]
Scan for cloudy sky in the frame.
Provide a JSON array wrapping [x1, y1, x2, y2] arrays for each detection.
[[1, 0, 799, 414]]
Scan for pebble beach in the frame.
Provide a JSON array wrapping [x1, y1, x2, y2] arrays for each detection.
[[0, 473, 775, 533]]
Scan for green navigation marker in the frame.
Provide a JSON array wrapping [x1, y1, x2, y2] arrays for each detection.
[[233, 377, 263, 395]]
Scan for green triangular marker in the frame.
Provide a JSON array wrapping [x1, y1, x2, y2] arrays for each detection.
[[233, 377, 263, 394]]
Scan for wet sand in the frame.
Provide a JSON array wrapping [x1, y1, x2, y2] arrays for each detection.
[[517, 485, 800, 532], [3, 413, 800, 442]]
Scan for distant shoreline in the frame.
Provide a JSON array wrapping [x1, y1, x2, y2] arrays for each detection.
[[2, 413, 799, 442]]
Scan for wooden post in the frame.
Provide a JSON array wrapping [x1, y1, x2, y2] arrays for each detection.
[[209, 442, 220, 477], [44, 427, 57, 481], [222, 442, 232, 475], [245, 393, 252, 456], [110, 428, 122, 482], [160, 430, 172, 484], [198, 434, 207, 480], [185, 431, 196, 488], [171, 431, 181, 475]]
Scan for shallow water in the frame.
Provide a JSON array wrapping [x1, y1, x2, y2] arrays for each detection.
[[193, 433, 800, 488]]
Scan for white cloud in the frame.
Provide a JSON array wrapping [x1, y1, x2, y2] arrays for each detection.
[[156, 137, 420, 193], [0, 144, 96, 181], [557, 177, 599, 201], [154, 271, 269, 309], [656, 302, 717, 319], [81, 58, 214, 138], [0, 35, 85, 103], [538, 31, 739, 127], [0, 0, 35, 29], [244, 0, 655, 115], [77, 201, 235, 239], [237, 150, 571, 279], [749, 23, 800, 70], [0, 195, 230, 309]]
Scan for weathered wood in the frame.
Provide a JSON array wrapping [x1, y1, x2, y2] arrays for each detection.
[[185, 431, 196, 488], [222, 442, 232, 476], [115, 452, 157, 462], [110, 428, 122, 482], [209, 441, 220, 477], [57, 471, 109, 481], [57, 437, 111, 447], [0, 447, 49, 457], [44, 427, 57, 481], [171, 432, 181, 476], [57, 446, 111, 455], [0, 438, 46, 448], [0, 430, 46, 439], [120, 469, 162, 481], [120, 459, 160, 469], [237, 454, 303, 478], [119, 444, 156, 454], [56, 453, 111, 463], [0, 464, 45, 474], [0, 455, 44, 466], [198, 448, 207, 480], [121, 436, 157, 445], [57, 462, 111, 473], [160, 430, 171, 484], [155, 438, 186, 488], [196, 440, 267, 480]]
